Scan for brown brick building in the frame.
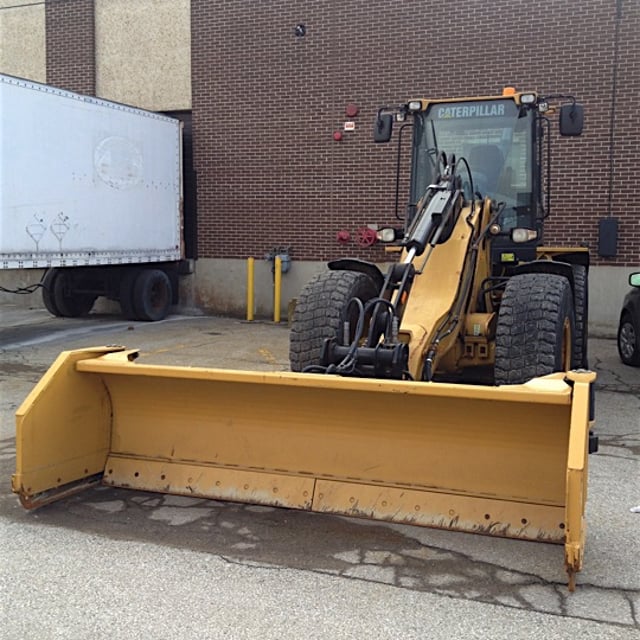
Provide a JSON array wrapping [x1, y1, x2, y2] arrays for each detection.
[[1, 0, 638, 332], [190, 0, 637, 263]]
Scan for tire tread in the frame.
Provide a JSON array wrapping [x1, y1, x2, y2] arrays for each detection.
[[495, 273, 575, 385], [289, 271, 377, 371]]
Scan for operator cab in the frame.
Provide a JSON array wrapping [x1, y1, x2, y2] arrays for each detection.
[[411, 97, 535, 240], [375, 91, 584, 268]]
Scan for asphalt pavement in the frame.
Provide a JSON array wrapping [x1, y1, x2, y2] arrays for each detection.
[[0, 305, 639, 639]]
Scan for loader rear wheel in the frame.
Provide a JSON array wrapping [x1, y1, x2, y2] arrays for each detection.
[[495, 273, 575, 385], [572, 264, 589, 369], [289, 270, 378, 372]]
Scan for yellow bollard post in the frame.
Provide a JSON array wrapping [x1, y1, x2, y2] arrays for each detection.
[[274, 256, 282, 323], [246, 257, 255, 321]]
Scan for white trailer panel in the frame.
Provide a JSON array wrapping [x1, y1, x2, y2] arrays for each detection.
[[0, 74, 182, 269]]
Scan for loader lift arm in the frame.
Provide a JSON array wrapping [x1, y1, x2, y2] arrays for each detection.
[[319, 154, 472, 380]]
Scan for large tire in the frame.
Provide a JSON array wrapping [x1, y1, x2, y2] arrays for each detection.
[[119, 269, 140, 320], [572, 264, 589, 369], [495, 273, 575, 385], [289, 270, 378, 372], [132, 269, 172, 321], [52, 269, 96, 317], [617, 311, 640, 366], [41, 268, 61, 316]]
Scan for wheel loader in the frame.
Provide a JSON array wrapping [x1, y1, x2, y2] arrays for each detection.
[[12, 89, 597, 590]]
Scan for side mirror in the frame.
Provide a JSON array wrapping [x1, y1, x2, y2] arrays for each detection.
[[559, 103, 584, 136], [630, 272, 640, 287], [373, 113, 393, 143]]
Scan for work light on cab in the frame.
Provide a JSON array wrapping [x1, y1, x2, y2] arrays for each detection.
[[377, 227, 401, 243], [511, 228, 538, 243]]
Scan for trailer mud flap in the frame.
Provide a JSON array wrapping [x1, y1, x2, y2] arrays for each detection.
[[12, 348, 595, 589]]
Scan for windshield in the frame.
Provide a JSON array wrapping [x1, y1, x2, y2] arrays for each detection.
[[412, 99, 534, 229]]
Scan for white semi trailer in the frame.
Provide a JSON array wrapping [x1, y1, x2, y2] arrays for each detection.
[[0, 73, 184, 321]]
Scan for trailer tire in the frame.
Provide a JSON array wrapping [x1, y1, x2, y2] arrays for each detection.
[[41, 268, 61, 316], [52, 270, 96, 317], [495, 273, 575, 385], [132, 269, 172, 321], [572, 264, 589, 369], [290, 270, 378, 372], [119, 269, 140, 320]]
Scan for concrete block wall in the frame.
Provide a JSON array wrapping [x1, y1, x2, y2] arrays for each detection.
[[0, 0, 46, 81]]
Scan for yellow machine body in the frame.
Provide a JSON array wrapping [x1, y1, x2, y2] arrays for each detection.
[[13, 346, 594, 590]]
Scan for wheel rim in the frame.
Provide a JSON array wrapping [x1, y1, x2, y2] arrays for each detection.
[[150, 281, 169, 311], [619, 321, 636, 360]]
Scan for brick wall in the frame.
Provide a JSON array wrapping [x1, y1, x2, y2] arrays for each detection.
[[191, 0, 639, 266], [45, 0, 95, 94], [609, 0, 640, 266]]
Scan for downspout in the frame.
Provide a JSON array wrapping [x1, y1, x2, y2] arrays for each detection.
[[606, 0, 622, 218]]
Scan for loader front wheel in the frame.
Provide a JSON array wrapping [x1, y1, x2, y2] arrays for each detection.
[[495, 273, 575, 385], [289, 270, 378, 372]]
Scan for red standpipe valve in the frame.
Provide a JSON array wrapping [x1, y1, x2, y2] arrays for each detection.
[[356, 227, 377, 247]]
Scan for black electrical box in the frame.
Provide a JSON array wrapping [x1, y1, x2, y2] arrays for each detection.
[[598, 218, 618, 257]]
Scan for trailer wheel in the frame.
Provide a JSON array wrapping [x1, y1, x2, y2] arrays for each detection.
[[119, 269, 140, 320], [132, 269, 172, 321], [290, 270, 378, 372], [41, 268, 61, 316], [495, 273, 575, 385], [572, 264, 589, 369], [52, 270, 96, 317]]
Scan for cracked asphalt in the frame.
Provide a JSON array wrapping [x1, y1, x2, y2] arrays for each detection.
[[0, 305, 639, 639]]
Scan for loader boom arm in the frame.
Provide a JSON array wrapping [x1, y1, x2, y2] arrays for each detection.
[[398, 196, 483, 380]]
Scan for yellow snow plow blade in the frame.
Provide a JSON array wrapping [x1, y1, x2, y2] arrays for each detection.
[[12, 346, 595, 589]]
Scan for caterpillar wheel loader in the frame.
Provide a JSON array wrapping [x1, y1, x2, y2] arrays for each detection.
[[12, 89, 597, 591]]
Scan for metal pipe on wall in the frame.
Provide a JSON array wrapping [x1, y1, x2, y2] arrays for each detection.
[[274, 256, 282, 323], [246, 257, 255, 321]]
